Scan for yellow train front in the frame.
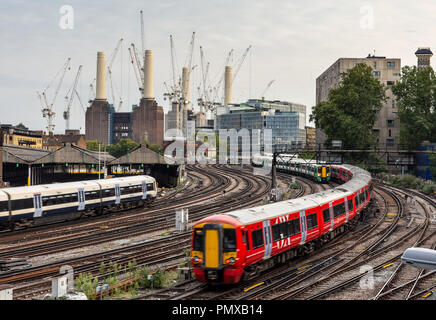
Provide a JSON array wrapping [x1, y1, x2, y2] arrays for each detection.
[[191, 215, 245, 284], [315, 164, 331, 183]]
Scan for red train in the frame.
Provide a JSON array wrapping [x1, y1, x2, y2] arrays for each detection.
[[191, 163, 373, 284]]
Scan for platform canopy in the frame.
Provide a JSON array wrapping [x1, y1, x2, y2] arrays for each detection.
[[108, 144, 174, 165], [31, 143, 115, 165], [2, 144, 49, 164]]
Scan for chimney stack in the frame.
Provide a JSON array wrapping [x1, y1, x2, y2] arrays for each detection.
[[224, 66, 233, 105], [143, 50, 154, 99], [415, 47, 433, 70], [96, 52, 106, 100]]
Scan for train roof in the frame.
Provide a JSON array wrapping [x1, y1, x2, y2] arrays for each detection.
[[225, 197, 321, 225], [223, 164, 371, 226], [0, 175, 155, 198]]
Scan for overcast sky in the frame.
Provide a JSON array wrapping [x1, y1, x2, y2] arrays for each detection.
[[0, 0, 434, 133]]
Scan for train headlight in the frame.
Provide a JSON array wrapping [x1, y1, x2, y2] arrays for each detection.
[[192, 256, 202, 264], [225, 257, 236, 265]]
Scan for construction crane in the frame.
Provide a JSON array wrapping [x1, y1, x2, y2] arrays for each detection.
[[261, 80, 275, 100], [128, 45, 143, 95], [63, 65, 82, 130], [107, 38, 124, 111], [169, 35, 181, 94], [140, 10, 145, 58], [40, 57, 71, 134], [88, 78, 96, 103], [233, 45, 252, 83]]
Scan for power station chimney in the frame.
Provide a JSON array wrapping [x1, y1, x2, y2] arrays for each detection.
[[182, 67, 191, 111], [224, 66, 233, 105], [143, 50, 154, 99], [96, 52, 107, 100]]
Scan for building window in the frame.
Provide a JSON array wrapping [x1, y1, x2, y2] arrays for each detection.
[[373, 61, 377, 69], [387, 81, 395, 86], [392, 100, 395, 108], [387, 61, 396, 68], [386, 138, 395, 146], [387, 119, 394, 127], [389, 129, 392, 137], [393, 73, 400, 76], [373, 71, 381, 77]]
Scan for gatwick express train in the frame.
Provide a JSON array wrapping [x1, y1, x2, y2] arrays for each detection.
[[0, 175, 157, 230], [191, 162, 372, 284]]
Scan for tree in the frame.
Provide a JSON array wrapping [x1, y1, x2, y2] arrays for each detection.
[[310, 63, 387, 150], [141, 139, 163, 154], [391, 65, 436, 150], [106, 138, 139, 158], [86, 140, 99, 151]]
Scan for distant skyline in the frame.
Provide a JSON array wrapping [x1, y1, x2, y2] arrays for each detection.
[[0, 0, 434, 134]]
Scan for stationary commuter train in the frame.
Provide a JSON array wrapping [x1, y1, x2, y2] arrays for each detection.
[[191, 162, 372, 284], [0, 175, 157, 231]]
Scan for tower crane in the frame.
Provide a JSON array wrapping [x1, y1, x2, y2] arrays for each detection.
[[107, 38, 124, 111], [128, 45, 143, 95], [40, 57, 71, 134], [63, 65, 82, 130], [261, 80, 275, 100], [232, 45, 252, 83], [140, 10, 145, 59]]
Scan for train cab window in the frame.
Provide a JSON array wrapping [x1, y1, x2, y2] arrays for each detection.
[[147, 183, 154, 191], [306, 213, 318, 229], [223, 229, 236, 252], [333, 203, 345, 218], [323, 208, 330, 223], [348, 199, 354, 211], [251, 229, 264, 249], [326, 166, 331, 174], [193, 229, 203, 251]]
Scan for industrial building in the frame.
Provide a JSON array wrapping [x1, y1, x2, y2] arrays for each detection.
[[85, 50, 164, 146]]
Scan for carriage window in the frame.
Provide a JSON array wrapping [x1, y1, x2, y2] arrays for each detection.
[[251, 229, 264, 249], [286, 219, 300, 236], [272, 224, 281, 242], [193, 229, 203, 251], [334, 202, 346, 218], [323, 208, 330, 222], [0, 201, 7, 212], [223, 229, 236, 252], [306, 213, 318, 229], [348, 199, 354, 211], [147, 183, 154, 191]]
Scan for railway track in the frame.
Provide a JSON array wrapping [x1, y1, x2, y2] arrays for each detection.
[[173, 176, 435, 301], [0, 164, 273, 299]]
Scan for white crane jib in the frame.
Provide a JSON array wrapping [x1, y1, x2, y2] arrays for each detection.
[[41, 57, 71, 134], [63, 65, 82, 131], [107, 38, 123, 111]]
